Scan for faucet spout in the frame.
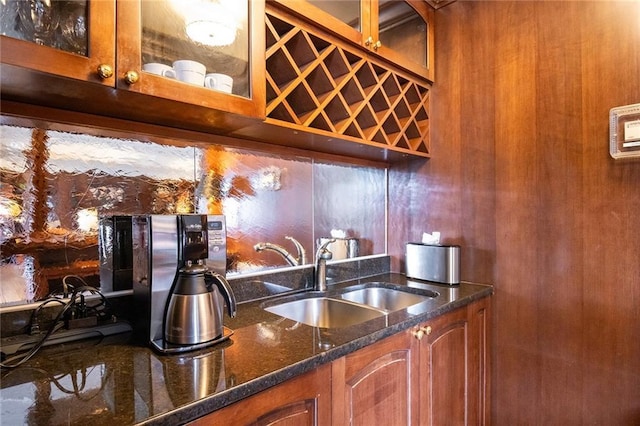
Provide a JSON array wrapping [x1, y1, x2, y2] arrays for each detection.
[[254, 242, 299, 267], [315, 239, 335, 292]]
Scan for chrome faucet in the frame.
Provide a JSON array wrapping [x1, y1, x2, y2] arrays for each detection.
[[254, 236, 307, 267], [315, 239, 335, 292]]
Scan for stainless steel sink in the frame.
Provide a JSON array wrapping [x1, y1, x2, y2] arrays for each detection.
[[262, 282, 439, 328], [263, 297, 386, 328], [340, 285, 437, 312]]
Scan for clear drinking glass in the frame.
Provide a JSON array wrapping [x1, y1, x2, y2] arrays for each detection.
[[0, 0, 21, 38], [4, 0, 88, 55], [58, 0, 88, 55], [16, 0, 60, 46]]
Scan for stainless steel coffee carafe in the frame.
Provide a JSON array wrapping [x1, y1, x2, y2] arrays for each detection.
[[165, 263, 235, 346]]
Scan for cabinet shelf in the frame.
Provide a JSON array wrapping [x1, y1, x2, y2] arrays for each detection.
[[264, 9, 431, 159]]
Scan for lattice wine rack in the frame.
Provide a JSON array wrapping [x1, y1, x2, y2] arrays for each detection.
[[265, 10, 431, 158]]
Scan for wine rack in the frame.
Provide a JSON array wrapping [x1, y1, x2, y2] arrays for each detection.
[[265, 10, 431, 158]]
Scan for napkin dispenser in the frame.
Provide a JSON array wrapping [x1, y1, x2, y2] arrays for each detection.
[[405, 243, 460, 285]]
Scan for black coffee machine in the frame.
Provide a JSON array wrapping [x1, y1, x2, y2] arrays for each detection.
[[131, 214, 236, 354]]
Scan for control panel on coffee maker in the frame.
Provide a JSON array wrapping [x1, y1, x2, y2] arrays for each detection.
[[178, 215, 227, 273], [204, 217, 226, 274], [179, 215, 209, 264]]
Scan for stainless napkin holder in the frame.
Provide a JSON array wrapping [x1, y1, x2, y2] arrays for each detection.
[[405, 243, 460, 285]]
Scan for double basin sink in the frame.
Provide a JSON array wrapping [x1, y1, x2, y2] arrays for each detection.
[[262, 282, 439, 328]]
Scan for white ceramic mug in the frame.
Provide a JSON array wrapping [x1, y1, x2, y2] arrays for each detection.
[[170, 60, 206, 86], [142, 63, 175, 78], [204, 73, 233, 93]]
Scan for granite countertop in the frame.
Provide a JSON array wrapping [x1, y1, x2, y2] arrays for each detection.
[[0, 273, 492, 425]]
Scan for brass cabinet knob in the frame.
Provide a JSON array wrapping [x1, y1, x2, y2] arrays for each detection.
[[96, 64, 113, 79], [364, 36, 382, 51], [412, 325, 432, 340], [123, 70, 139, 85], [413, 328, 425, 340]]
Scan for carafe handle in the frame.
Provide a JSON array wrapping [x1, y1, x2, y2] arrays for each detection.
[[204, 271, 237, 318]]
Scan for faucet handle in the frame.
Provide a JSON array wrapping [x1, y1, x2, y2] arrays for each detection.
[[285, 236, 307, 265], [316, 238, 335, 260], [318, 248, 333, 260]]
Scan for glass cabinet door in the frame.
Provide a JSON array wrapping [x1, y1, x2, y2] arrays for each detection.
[[377, 1, 426, 69], [306, 0, 362, 33], [373, 0, 434, 80], [301, 0, 368, 46], [2, 0, 87, 54], [0, 0, 115, 84], [117, 0, 265, 118]]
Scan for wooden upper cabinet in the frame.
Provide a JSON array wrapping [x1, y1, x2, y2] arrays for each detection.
[[372, 0, 434, 81], [0, 0, 265, 119], [0, 0, 116, 85], [272, 0, 434, 81], [117, 0, 266, 118]]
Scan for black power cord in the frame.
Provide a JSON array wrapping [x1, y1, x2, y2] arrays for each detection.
[[0, 278, 115, 370]]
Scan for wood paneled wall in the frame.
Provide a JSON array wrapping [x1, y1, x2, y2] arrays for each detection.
[[389, 1, 640, 424]]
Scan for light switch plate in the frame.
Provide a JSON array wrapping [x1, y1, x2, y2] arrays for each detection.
[[610, 103, 640, 160]]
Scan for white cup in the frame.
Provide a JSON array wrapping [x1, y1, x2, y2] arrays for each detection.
[[142, 63, 175, 78], [171, 60, 206, 86], [205, 73, 233, 94]]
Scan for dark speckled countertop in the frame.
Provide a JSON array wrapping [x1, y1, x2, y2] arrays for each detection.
[[0, 272, 492, 425]]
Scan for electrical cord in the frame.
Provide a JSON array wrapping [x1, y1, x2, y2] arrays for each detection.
[[49, 276, 114, 324], [0, 278, 114, 370], [1, 298, 75, 369], [62, 285, 113, 323], [29, 298, 67, 334]]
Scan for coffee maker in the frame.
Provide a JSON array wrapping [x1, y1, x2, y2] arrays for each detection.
[[131, 214, 236, 354]]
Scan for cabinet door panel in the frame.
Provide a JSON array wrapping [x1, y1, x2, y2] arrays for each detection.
[[189, 363, 331, 426], [1, 0, 115, 85], [252, 399, 319, 426], [274, 0, 367, 46], [306, 0, 363, 33], [348, 352, 411, 425], [377, 1, 426, 68], [334, 331, 419, 426], [116, 0, 265, 118], [468, 297, 491, 425], [419, 307, 469, 426], [372, 0, 434, 80]]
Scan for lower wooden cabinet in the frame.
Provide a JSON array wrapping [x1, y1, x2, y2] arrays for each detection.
[[192, 296, 491, 425], [332, 330, 419, 425], [332, 296, 491, 426], [417, 297, 492, 425], [188, 363, 332, 426]]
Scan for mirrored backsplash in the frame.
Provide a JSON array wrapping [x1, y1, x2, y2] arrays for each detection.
[[0, 124, 387, 306]]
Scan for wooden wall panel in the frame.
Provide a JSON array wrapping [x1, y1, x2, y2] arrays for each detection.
[[579, 2, 640, 424], [389, 1, 640, 424]]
